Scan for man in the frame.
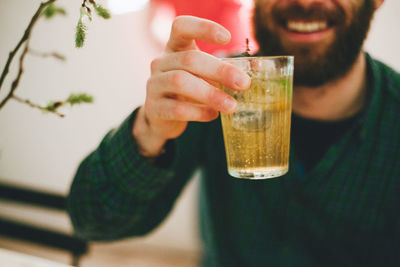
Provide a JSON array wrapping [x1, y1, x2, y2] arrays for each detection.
[[68, 0, 400, 266]]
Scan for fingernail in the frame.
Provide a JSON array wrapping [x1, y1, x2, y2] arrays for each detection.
[[215, 30, 230, 43], [234, 73, 251, 89], [223, 97, 237, 113]]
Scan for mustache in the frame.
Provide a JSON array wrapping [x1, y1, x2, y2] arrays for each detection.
[[272, 2, 346, 26]]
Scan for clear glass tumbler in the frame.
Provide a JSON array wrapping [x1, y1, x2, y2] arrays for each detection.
[[220, 56, 294, 179]]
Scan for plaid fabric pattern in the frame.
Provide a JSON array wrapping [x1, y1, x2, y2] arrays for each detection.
[[68, 110, 177, 239], [68, 54, 400, 266]]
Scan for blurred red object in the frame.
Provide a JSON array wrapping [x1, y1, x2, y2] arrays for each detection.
[[150, 0, 258, 56]]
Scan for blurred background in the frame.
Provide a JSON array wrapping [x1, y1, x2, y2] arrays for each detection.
[[0, 0, 399, 266]]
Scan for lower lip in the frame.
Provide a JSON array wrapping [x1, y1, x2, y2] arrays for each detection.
[[279, 26, 333, 43]]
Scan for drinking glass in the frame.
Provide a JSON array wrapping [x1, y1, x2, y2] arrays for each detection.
[[220, 56, 294, 179]]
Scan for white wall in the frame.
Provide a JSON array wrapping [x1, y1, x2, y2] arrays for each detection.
[[0, 0, 399, 253], [365, 0, 400, 71], [0, 0, 201, 253]]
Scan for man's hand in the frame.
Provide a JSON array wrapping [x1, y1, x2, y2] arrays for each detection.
[[133, 16, 251, 157]]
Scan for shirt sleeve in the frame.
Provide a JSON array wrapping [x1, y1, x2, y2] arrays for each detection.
[[67, 108, 205, 241]]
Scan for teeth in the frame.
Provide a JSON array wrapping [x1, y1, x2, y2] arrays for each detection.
[[287, 21, 328, 33]]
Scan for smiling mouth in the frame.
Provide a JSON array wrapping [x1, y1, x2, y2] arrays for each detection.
[[285, 20, 329, 33]]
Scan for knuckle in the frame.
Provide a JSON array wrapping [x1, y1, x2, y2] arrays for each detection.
[[144, 99, 154, 118], [216, 62, 229, 78], [170, 70, 186, 89], [217, 63, 239, 88], [206, 86, 218, 104], [199, 108, 210, 121], [202, 108, 218, 121], [171, 16, 185, 34], [146, 77, 154, 95], [207, 87, 225, 110], [181, 50, 197, 68], [150, 58, 160, 74], [172, 103, 187, 119]]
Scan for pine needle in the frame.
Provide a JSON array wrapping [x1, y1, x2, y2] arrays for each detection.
[[94, 4, 111, 19], [75, 19, 87, 48], [43, 3, 66, 19], [67, 93, 94, 105]]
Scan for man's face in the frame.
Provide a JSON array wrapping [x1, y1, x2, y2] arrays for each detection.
[[253, 0, 376, 87]]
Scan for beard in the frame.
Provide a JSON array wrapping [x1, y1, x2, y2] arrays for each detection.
[[253, 0, 375, 87]]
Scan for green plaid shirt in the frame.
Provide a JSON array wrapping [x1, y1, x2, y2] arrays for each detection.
[[68, 54, 400, 266]]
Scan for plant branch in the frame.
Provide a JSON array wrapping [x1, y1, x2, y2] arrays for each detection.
[[28, 48, 66, 61], [0, 39, 30, 109], [12, 94, 65, 118], [0, 0, 56, 93], [0, 0, 102, 115]]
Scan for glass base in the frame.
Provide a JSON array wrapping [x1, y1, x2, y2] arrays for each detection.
[[228, 166, 288, 180]]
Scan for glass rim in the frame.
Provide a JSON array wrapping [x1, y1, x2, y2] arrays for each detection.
[[221, 55, 294, 61]]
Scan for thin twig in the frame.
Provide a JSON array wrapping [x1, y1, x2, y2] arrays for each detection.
[[0, 0, 56, 93], [11, 94, 65, 118], [28, 48, 66, 61], [0, 40, 30, 109]]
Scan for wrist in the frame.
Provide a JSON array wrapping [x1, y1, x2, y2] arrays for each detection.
[[132, 107, 168, 157]]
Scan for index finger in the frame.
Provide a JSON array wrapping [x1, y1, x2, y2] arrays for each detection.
[[166, 16, 231, 53]]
